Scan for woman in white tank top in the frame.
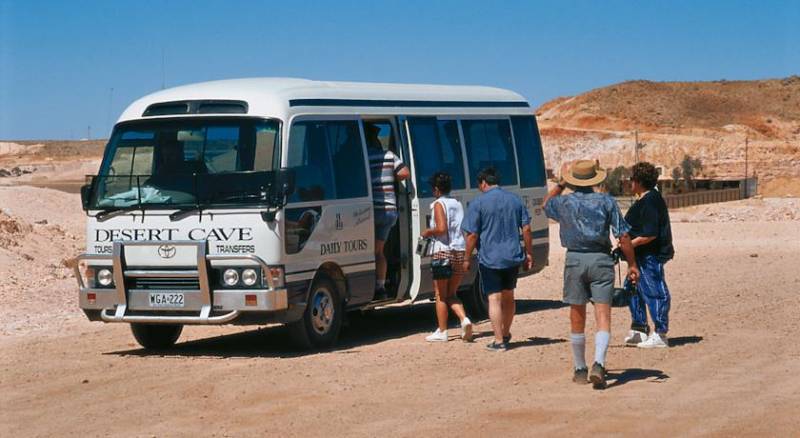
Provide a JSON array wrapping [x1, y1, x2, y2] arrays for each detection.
[[420, 172, 473, 342]]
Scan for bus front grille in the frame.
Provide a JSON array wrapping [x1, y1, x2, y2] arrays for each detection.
[[129, 277, 201, 290]]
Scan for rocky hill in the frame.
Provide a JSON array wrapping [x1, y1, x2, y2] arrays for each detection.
[[536, 77, 800, 196]]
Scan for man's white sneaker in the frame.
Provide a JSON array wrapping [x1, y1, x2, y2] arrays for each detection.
[[425, 329, 448, 342], [461, 317, 474, 342], [637, 332, 668, 348], [624, 330, 648, 346]]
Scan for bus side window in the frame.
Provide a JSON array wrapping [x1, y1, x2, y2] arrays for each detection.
[[287, 120, 368, 203], [328, 121, 368, 199], [254, 123, 280, 171], [287, 122, 335, 202], [407, 117, 466, 197], [510, 116, 546, 187], [461, 119, 518, 186]]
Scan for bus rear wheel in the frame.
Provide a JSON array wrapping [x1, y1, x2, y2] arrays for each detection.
[[461, 275, 489, 321], [288, 276, 343, 350], [130, 323, 183, 349]]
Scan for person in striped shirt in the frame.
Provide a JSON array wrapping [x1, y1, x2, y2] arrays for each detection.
[[365, 122, 409, 300]]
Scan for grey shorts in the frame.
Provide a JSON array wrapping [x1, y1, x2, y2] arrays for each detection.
[[563, 251, 615, 305]]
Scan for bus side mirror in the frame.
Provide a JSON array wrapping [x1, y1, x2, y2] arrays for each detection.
[[261, 169, 296, 223], [276, 168, 295, 198], [80, 183, 92, 211]]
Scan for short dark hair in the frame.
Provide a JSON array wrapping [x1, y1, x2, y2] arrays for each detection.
[[631, 162, 659, 190], [477, 166, 500, 185], [428, 171, 452, 194]]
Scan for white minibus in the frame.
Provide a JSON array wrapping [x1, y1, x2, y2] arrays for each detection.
[[75, 78, 549, 349]]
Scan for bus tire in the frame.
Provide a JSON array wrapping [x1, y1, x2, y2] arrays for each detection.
[[461, 275, 489, 321], [130, 323, 183, 349], [288, 276, 343, 350]]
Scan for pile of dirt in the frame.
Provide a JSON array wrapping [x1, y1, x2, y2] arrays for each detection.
[[536, 77, 800, 196], [0, 210, 33, 248], [671, 197, 800, 222], [0, 186, 85, 335]]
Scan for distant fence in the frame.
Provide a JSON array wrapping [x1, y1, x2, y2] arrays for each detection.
[[664, 188, 741, 209], [616, 188, 743, 210]]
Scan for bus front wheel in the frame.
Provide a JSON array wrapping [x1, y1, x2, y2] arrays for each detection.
[[130, 323, 183, 349], [288, 276, 343, 350]]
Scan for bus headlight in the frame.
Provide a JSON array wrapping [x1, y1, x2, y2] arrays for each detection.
[[223, 269, 240, 286], [241, 268, 258, 286], [97, 269, 114, 287]]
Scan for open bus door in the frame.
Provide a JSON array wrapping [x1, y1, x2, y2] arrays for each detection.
[[392, 116, 419, 302], [361, 117, 416, 304]]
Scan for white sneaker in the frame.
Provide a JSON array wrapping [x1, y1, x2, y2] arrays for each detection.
[[624, 330, 648, 346], [461, 317, 474, 342], [425, 329, 448, 342], [637, 332, 668, 349]]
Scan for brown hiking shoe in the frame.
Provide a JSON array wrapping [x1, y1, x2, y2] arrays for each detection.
[[573, 367, 589, 384], [589, 362, 607, 389]]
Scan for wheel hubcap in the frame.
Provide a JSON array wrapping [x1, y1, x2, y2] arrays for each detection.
[[310, 288, 334, 335]]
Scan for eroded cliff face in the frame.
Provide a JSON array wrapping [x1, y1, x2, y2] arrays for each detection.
[[537, 77, 800, 196]]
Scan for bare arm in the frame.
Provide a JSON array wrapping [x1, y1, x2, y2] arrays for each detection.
[[542, 161, 570, 207], [618, 233, 640, 282], [421, 203, 447, 238], [542, 183, 564, 207], [522, 224, 534, 270], [462, 232, 478, 272], [396, 166, 410, 181], [631, 236, 656, 247]]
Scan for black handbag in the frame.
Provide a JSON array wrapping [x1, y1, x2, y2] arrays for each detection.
[[431, 257, 453, 280], [611, 252, 636, 308]]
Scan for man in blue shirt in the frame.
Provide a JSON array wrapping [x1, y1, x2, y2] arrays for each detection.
[[462, 167, 534, 352], [543, 160, 639, 389]]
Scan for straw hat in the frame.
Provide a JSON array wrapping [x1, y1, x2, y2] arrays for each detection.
[[562, 160, 607, 187]]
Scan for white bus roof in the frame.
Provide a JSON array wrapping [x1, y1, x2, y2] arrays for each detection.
[[118, 78, 531, 122]]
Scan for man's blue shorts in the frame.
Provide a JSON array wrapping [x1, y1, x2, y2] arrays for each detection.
[[479, 264, 520, 294], [374, 209, 399, 242]]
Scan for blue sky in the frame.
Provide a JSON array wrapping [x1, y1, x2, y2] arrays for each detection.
[[1, 0, 798, 140]]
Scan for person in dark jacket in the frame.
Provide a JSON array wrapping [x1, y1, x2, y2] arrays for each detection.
[[623, 161, 675, 349]]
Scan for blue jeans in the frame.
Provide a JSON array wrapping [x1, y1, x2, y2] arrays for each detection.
[[625, 254, 671, 334]]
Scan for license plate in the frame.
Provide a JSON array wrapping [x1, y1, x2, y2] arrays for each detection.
[[149, 292, 185, 308]]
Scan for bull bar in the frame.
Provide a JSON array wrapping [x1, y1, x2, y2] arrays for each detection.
[[74, 241, 288, 324]]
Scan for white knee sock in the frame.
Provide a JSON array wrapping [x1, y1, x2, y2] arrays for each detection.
[[570, 333, 586, 370], [595, 331, 610, 366], [376, 280, 385, 289]]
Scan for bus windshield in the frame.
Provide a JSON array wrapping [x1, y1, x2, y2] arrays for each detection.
[[90, 117, 281, 210]]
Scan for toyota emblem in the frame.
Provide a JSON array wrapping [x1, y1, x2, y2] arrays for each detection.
[[158, 245, 177, 259]]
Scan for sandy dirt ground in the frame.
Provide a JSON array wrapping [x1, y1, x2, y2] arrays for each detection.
[[1, 187, 799, 437]]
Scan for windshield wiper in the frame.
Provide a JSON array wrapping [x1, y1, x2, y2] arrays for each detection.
[[213, 192, 267, 203], [169, 206, 204, 222], [95, 205, 142, 222], [169, 192, 266, 222], [169, 173, 205, 222]]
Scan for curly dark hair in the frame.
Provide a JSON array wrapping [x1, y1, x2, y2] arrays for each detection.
[[630, 161, 659, 190], [428, 171, 452, 194]]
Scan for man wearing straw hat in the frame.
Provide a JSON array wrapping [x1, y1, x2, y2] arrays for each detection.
[[543, 160, 639, 389]]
